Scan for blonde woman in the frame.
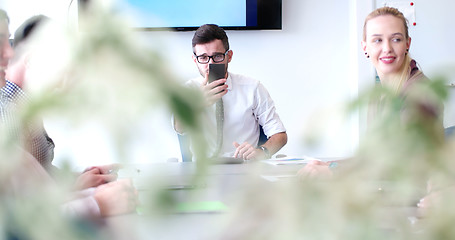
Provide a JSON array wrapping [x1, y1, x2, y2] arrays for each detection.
[[298, 7, 444, 178], [362, 7, 443, 127]]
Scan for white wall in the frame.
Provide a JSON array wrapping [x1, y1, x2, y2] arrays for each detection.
[[2, 0, 454, 166], [0, 0, 72, 35]]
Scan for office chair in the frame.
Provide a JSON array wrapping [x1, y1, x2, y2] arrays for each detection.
[[178, 125, 268, 162], [445, 125, 455, 139], [177, 134, 193, 162], [257, 125, 268, 146]]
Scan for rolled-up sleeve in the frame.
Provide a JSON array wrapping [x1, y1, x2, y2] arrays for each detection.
[[254, 83, 286, 137]]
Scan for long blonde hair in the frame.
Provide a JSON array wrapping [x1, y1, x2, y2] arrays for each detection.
[[363, 7, 413, 94]]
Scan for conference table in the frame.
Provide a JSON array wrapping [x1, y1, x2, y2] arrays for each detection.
[[105, 159, 424, 240]]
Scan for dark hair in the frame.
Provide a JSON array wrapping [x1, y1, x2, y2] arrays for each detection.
[[0, 9, 9, 23], [13, 15, 49, 47], [192, 24, 229, 52]]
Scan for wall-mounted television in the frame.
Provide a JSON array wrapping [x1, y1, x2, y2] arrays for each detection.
[[79, 0, 282, 31]]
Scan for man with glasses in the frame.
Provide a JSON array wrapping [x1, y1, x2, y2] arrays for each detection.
[[174, 24, 287, 160]]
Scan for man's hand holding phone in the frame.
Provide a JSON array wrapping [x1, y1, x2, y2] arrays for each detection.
[[200, 63, 228, 106], [201, 76, 227, 106]]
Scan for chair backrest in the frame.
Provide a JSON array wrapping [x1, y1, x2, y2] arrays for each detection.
[[445, 126, 455, 139], [177, 134, 193, 162], [178, 125, 268, 162], [258, 125, 268, 146]]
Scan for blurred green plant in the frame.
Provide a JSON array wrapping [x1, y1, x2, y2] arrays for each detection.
[[2, 1, 455, 239], [0, 1, 210, 239], [218, 77, 455, 239]]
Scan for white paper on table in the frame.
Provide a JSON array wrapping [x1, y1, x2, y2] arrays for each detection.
[[261, 155, 320, 166], [261, 174, 298, 182]]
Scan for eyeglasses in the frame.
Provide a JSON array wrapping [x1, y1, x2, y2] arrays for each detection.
[[194, 50, 229, 64]]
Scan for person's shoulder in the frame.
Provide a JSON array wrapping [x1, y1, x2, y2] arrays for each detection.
[[403, 60, 431, 90], [3, 80, 22, 94], [229, 72, 260, 86], [405, 70, 430, 90], [2, 80, 26, 102]]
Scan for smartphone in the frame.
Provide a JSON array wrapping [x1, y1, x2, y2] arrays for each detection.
[[208, 63, 226, 83]]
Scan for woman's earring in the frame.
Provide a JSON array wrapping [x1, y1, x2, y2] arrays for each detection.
[[365, 52, 369, 58], [405, 49, 409, 55]]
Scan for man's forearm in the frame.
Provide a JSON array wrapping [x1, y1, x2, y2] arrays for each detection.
[[261, 132, 287, 156]]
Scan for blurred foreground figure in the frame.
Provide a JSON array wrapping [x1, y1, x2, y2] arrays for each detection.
[[10, 149, 138, 218], [4, 14, 125, 191], [0, 10, 138, 221], [0, 14, 55, 170]]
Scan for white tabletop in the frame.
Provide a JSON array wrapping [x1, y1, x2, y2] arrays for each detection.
[[106, 161, 422, 240]]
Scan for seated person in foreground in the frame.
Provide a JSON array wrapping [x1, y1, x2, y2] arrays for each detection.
[[3, 14, 120, 190], [0, 10, 138, 219], [173, 24, 287, 161]]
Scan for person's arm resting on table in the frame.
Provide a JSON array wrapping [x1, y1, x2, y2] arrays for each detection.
[[234, 131, 287, 160]]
